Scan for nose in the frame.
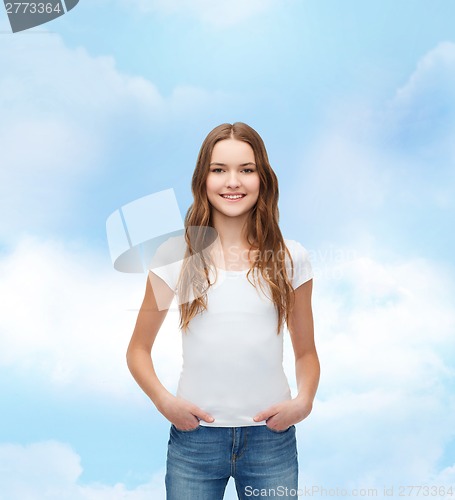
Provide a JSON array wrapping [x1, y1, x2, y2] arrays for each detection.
[[226, 171, 241, 188]]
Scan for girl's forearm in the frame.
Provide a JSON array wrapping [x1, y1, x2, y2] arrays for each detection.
[[294, 350, 320, 406], [126, 348, 173, 410]]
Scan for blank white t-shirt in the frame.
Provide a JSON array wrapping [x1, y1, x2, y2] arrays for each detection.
[[150, 237, 313, 427]]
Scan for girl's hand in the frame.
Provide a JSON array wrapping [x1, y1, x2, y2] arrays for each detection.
[[157, 393, 215, 431], [253, 398, 313, 431]]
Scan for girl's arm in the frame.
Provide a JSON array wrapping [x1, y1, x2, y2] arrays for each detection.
[[253, 278, 319, 429], [126, 271, 214, 430], [288, 278, 320, 409]]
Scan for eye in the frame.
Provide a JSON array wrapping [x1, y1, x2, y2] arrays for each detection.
[[242, 168, 255, 173], [211, 168, 224, 173]]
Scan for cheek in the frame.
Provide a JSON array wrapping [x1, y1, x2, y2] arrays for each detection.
[[205, 177, 217, 194], [205, 179, 222, 204], [248, 176, 260, 194]]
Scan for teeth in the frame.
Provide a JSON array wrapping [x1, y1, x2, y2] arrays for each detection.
[[222, 195, 244, 199]]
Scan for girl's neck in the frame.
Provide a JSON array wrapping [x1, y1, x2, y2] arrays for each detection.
[[209, 215, 259, 271], [211, 211, 251, 250]]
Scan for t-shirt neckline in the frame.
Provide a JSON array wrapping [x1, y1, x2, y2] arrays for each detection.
[[213, 265, 250, 275]]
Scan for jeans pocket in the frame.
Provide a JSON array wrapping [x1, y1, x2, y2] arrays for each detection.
[[172, 423, 201, 433], [265, 424, 294, 434]]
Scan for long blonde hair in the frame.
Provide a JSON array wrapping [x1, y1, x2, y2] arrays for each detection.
[[177, 122, 297, 334]]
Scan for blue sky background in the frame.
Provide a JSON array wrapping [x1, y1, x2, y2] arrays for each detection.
[[1, 1, 455, 498]]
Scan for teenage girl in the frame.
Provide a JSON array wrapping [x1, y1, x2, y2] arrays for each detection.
[[126, 122, 320, 500]]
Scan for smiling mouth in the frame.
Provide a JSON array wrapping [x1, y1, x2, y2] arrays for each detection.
[[220, 194, 246, 200]]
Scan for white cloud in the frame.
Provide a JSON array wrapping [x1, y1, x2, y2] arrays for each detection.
[[313, 250, 455, 397], [120, 0, 291, 28], [0, 32, 233, 242], [1, 233, 455, 494], [432, 463, 455, 492], [381, 40, 455, 168], [0, 441, 166, 500], [391, 41, 455, 122], [281, 247, 455, 492], [0, 33, 151, 241], [0, 233, 183, 400], [289, 41, 455, 247]]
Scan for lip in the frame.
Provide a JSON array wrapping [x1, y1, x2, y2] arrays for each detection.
[[219, 194, 246, 203]]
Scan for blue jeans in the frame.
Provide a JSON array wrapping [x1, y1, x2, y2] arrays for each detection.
[[165, 423, 299, 499]]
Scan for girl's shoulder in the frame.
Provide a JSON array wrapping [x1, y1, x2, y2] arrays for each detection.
[[151, 234, 186, 262], [148, 235, 186, 292], [282, 238, 314, 288]]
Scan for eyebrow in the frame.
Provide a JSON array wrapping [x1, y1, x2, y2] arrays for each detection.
[[209, 162, 256, 167]]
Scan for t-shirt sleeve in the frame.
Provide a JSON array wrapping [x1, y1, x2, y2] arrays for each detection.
[[149, 264, 178, 293], [148, 236, 184, 293], [286, 239, 314, 289]]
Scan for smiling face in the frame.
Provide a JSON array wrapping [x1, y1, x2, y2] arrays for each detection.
[[206, 138, 260, 222]]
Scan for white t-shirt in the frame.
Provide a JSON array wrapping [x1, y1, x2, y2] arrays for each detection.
[[150, 237, 313, 427]]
